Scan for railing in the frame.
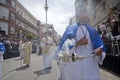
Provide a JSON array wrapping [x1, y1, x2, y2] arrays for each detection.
[[16, 13, 38, 29], [104, 35, 120, 56], [0, 0, 10, 7]]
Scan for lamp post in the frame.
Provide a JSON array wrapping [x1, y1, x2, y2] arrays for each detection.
[[44, 0, 49, 24]]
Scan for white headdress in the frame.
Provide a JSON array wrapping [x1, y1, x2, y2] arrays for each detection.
[[75, 0, 89, 24]]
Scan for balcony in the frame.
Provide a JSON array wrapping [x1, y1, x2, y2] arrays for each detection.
[[0, 0, 10, 7], [0, 16, 9, 21], [16, 13, 38, 30]]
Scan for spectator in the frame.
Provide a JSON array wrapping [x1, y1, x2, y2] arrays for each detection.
[[100, 22, 106, 33], [0, 39, 6, 80], [97, 25, 102, 35], [111, 15, 119, 36]]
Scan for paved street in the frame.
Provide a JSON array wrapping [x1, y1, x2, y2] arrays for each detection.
[[2, 54, 120, 80]]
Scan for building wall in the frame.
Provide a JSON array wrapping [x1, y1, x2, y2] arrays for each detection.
[[69, 16, 76, 26], [89, 0, 120, 27], [40, 24, 60, 45], [16, 0, 39, 37], [0, 0, 40, 41], [72, 0, 120, 27], [16, 1, 38, 28], [0, 0, 9, 35]]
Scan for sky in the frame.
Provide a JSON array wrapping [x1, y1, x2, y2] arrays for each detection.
[[18, 0, 75, 36]]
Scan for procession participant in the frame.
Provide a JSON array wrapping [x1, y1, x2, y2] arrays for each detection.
[[23, 41, 32, 67], [55, 0, 106, 80], [0, 39, 5, 80], [41, 34, 56, 69], [19, 40, 24, 59]]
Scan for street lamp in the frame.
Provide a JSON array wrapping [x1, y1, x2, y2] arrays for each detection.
[[44, 0, 49, 24]]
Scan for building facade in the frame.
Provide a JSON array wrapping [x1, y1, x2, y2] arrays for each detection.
[[0, 0, 40, 44], [40, 24, 60, 45], [69, 0, 120, 28], [88, 0, 120, 27], [69, 16, 76, 26]]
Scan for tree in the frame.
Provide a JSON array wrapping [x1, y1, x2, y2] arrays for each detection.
[[26, 33, 35, 40]]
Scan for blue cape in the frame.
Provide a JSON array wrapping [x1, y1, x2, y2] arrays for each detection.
[[0, 43, 6, 52], [58, 23, 106, 52]]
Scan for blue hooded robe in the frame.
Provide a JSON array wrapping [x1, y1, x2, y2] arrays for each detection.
[[0, 42, 6, 52], [58, 23, 106, 52]]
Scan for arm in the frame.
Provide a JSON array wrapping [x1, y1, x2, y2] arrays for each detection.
[[94, 30, 106, 65], [53, 29, 68, 60], [0, 43, 6, 55]]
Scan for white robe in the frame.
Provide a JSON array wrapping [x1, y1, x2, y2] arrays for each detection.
[[0, 51, 4, 80], [19, 43, 24, 59], [41, 37, 56, 68], [59, 25, 106, 80]]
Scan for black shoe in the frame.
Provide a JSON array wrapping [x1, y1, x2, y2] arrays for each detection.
[[45, 67, 52, 70], [26, 64, 30, 67], [48, 67, 52, 69]]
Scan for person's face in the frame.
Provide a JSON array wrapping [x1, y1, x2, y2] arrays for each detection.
[[75, 3, 88, 24]]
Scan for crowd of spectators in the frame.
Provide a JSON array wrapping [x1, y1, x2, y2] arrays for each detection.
[[96, 13, 120, 42]]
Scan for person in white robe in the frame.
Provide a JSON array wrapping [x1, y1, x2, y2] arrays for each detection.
[[0, 39, 5, 80], [19, 40, 24, 59], [36, 43, 40, 55], [55, 0, 106, 80], [41, 35, 56, 69], [23, 41, 32, 67], [58, 39, 75, 80]]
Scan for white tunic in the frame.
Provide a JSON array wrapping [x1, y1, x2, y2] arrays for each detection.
[[0, 51, 4, 80], [59, 25, 106, 80], [19, 43, 24, 58], [41, 37, 56, 68]]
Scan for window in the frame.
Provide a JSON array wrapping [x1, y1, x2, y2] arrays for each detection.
[[0, 5, 9, 20], [10, 27, 15, 34], [94, 10, 97, 19], [16, 19, 19, 25], [0, 0, 6, 4], [48, 28, 53, 32], [102, 1, 106, 10], [0, 21, 8, 34], [11, 13, 15, 21], [16, 31, 20, 37], [11, 1, 15, 8], [0, 27, 2, 30]]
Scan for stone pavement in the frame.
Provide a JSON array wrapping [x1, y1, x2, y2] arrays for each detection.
[[2, 54, 120, 80]]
